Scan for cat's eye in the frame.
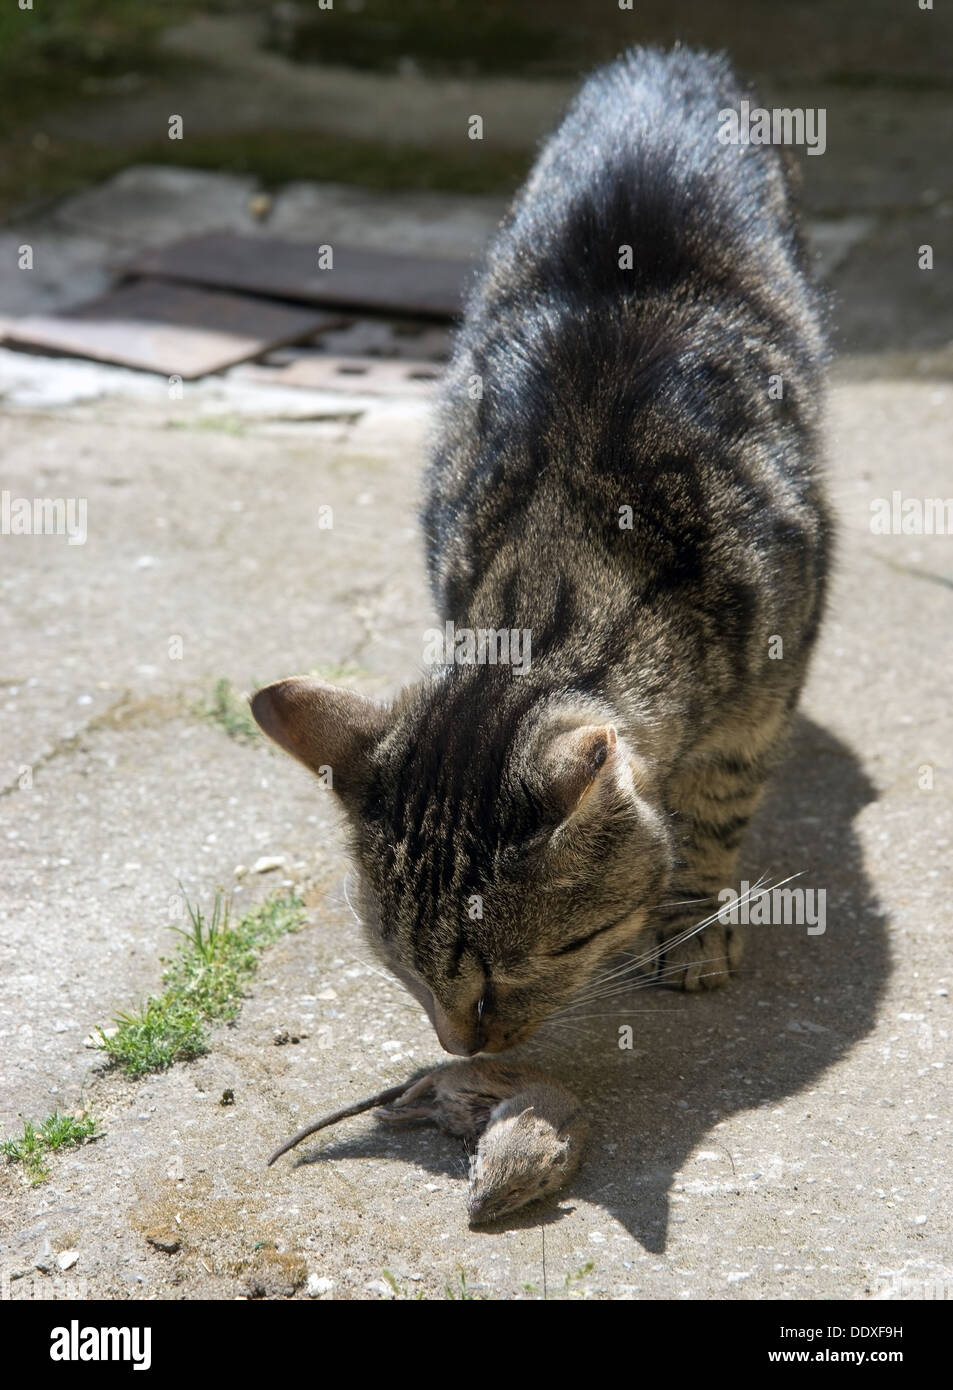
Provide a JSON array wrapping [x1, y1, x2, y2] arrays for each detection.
[[551, 929, 604, 957], [551, 910, 632, 957]]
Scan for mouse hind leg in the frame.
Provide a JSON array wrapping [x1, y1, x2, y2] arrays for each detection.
[[374, 1072, 440, 1125]]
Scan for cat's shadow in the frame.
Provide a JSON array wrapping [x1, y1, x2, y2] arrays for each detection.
[[529, 715, 890, 1252], [287, 718, 888, 1253]]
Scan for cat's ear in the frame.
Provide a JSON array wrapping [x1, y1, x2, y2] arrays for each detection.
[[542, 724, 618, 819], [250, 677, 388, 796]]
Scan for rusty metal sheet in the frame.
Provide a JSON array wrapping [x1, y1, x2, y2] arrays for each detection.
[[0, 279, 340, 378], [123, 234, 471, 320], [235, 354, 443, 397]]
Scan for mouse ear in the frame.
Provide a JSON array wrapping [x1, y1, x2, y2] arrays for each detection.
[[251, 677, 389, 801]]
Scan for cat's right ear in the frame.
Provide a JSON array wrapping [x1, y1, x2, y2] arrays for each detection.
[[250, 677, 389, 799], [542, 724, 619, 820]]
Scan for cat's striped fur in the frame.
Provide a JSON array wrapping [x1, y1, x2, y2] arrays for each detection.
[[253, 47, 832, 1055]]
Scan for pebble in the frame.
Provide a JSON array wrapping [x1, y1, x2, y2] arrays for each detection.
[[57, 1250, 79, 1271], [305, 1274, 334, 1298], [251, 856, 286, 874]]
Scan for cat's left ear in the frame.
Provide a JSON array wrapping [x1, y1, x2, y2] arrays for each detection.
[[250, 677, 389, 800]]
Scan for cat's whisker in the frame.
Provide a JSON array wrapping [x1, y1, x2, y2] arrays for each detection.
[[561, 951, 758, 1011], [567, 960, 758, 1011], [565, 949, 737, 999], [540, 1019, 591, 1040], [341, 872, 363, 926], [554, 1007, 687, 1021], [565, 990, 729, 1020], [340, 951, 423, 1015], [564, 910, 718, 997], [655, 893, 719, 909], [550, 954, 738, 1012], [558, 872, 799, 1007], [569, 908, 759, 992], [620, 871, 789, 969]]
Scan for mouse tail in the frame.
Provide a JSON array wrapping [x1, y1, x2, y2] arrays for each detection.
[[266, 1078, 414, 1165]]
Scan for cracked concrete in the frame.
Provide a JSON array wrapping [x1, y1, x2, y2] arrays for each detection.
[[0, 351, 950, 1300], [1, 15, 952, 1298]]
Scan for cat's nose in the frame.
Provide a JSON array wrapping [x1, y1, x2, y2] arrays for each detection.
[[432, 1000, 483, 1055], [436, 1024, 482, 1055]]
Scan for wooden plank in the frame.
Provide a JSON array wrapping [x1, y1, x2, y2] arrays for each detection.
[[123, 234, 471, 320], [0, 280, 340, 378], [235, 354, 443, 397]]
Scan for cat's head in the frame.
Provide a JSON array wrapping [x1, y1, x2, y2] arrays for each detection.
[[252, 670, 672, 1054]]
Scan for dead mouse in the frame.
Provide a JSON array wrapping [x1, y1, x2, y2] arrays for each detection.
[[267, 1059, 587, 1225]]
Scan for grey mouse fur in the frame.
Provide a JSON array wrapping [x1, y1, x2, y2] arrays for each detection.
[[267, 1059, 587, 1224]]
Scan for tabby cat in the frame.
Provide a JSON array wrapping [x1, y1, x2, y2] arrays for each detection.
[[252, 47, 832, 1056]]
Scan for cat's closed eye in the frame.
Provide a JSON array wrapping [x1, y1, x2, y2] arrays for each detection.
[[550, 910, 634, 957]]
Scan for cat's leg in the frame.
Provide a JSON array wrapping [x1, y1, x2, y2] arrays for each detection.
[[650, 748, 771, 991]]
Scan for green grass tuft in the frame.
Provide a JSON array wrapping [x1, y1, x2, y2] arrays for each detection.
[[201, 669, 372, 746], [308, 661, 368, 683], [100, 997, 208, 1077], [1, 1112, 101, 1185], [378, 1266, 488, 1300], [97, 891, 305, 1077], [445, 1269, 488, 1300], [201, 678, 260, 743]]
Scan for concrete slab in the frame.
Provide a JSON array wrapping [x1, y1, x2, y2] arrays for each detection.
[[52, 165, 263, 248], [266, 182, 505, 262], [2, 165, 947, 365], [0, 371, 950, 1300], [0, 0, 951, 1304]]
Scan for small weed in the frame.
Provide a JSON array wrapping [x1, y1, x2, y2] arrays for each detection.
[[445, 1269, 488, 1300], [563, 1260, 595, 1297], [379, 1269, 427, 1300], [201, 678, 260, 742], [523, 1259, 594, 1300], [1, 1112, 101, 1185], [308, 661, 368, 683], [202, 669, 369, 746], [97, 891, 305, 1077], [100, 997, 207, 1077]]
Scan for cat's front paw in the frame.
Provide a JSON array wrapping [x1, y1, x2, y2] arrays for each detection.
[[650, 917, 743, 992]]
